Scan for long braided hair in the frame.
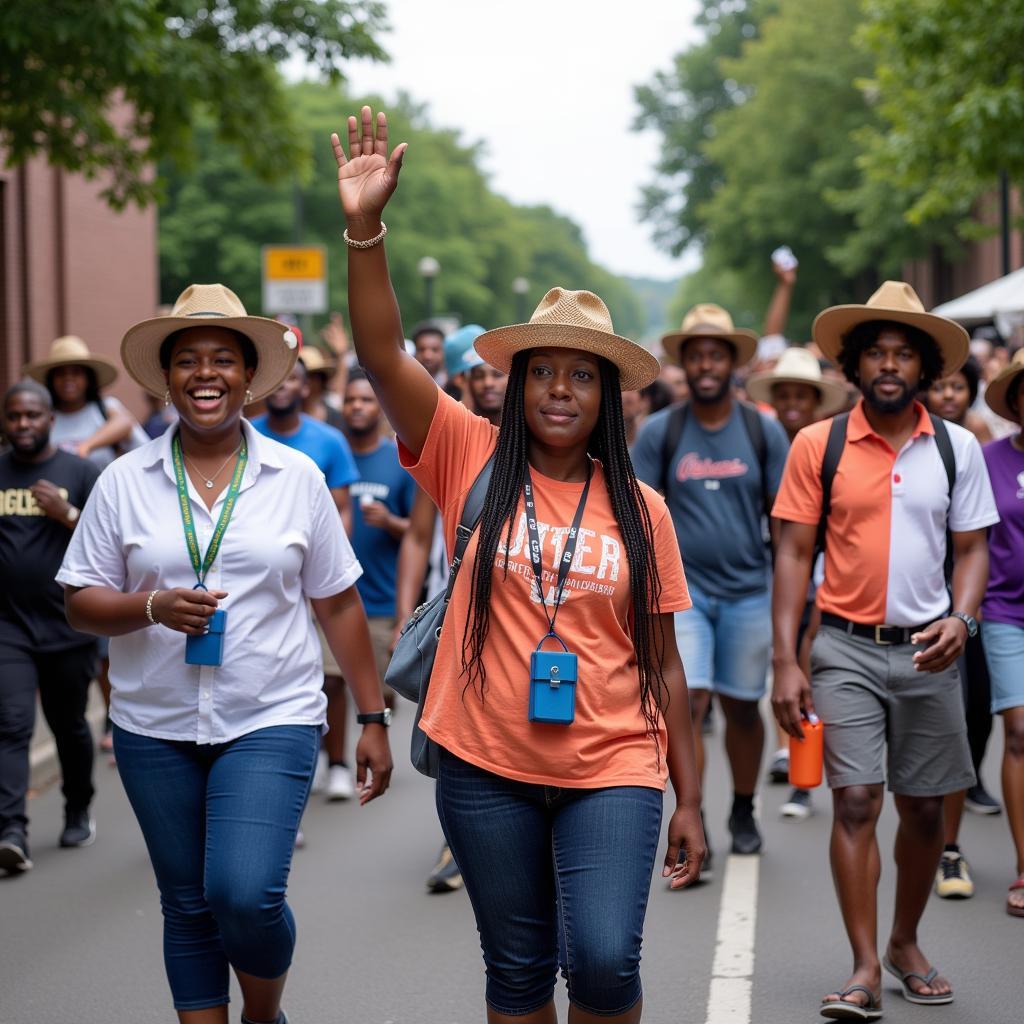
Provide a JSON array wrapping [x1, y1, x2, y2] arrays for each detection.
[[461, 349, 668, 737]]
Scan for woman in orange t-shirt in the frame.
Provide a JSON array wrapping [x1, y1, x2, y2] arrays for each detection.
[[333, 107, 705, 1024]]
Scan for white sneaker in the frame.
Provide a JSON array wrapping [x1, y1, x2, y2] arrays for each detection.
[[310, 749, 329, 794], [326, 764, 355, 801], [780, 788, 813, 820]]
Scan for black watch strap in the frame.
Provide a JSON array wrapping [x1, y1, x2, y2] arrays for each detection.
[[356, 710, 391, 727]]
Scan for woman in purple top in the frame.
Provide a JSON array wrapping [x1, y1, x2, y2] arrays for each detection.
[[980, 349, 1024, 919]]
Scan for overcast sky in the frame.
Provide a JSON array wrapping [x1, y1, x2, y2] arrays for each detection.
[[342, 0, 702, 281]]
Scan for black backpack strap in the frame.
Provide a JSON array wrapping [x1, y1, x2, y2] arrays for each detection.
[[660, 402, 689, 495], [739, 402, 770, 518], [817, 413, 849, 554], [442, 453, 495, 603], [928, 413, 957, 584]]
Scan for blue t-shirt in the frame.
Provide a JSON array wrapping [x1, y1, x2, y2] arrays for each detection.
[[349, 440, 416, 616], [251, 413, 359, 489], [632, 402, 789, 598]]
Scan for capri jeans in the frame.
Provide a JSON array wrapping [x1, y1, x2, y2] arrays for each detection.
[[112, 723, 320, 1011], [435, 748, 663, 1017]]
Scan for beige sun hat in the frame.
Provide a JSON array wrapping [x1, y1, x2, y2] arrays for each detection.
[[24, 336, 119, 389], [473, 287, 659, 391], [984, 348, 1024, 422], [745, 346, 848, 417], [121, 284, 299, 401], [813, 281, 969, 374], [298, 347, 337, 379], [661, 304, 759, 368]]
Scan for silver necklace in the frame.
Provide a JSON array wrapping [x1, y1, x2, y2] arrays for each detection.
[[182, 442, 242, 490]]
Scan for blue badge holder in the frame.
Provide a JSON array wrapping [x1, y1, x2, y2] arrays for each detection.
[[185, 609, 227, 666], [529, 633, 577, 725]]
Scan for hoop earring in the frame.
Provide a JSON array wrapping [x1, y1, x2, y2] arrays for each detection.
[[245, 388, 254, 404], [163, 388, 171, 407]]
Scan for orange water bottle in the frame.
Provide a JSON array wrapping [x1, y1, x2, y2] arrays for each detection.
[[789, 714, 824, 788]]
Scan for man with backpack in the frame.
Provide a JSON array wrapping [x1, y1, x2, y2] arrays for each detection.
[[771, 283, 997, 1019], [633, 304, 790, 868]]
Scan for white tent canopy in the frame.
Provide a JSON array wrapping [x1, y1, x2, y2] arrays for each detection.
[[932, 267, 1024, 336]]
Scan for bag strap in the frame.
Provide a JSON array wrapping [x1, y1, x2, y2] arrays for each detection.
[[738, 401, 771, 520], [660, 401, 689, 495], [817, 412, 850, 555], [442, 453, 495, 604], [928, 413, 957, 584]]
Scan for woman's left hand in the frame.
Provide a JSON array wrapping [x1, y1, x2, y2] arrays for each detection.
[[663, 804, 706, 890], [355, 725, 393, 805]]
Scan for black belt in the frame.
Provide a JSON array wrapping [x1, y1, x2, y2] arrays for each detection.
[[820, 612, 933, 646]]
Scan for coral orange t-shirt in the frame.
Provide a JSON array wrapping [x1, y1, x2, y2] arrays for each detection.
[[398, 390, 691, 790]]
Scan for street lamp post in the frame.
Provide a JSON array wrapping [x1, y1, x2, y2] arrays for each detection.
[[512, 276, 530, 322], [418, 256, 441, 319]]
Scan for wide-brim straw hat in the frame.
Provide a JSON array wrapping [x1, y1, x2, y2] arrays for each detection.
[[661, 304, 759, 368], [121, 284, 299, 402], [745, 346, 848, 417], [984, 348, 1024, 422], [298, 346, 337, 379], [474, 288, 659, 391], [813, 281, 969, 375], [24, 336, 119, 389]]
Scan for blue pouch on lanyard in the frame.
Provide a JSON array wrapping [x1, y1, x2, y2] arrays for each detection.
[[185, 609, 227, 666], [529, 634, 577, 725]]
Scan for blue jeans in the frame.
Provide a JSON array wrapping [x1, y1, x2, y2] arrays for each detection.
[[436, 749, 662, 1017], [674, 579, 771, 700], [113, 724, 319, 1011]]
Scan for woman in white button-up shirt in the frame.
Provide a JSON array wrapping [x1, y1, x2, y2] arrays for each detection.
[[58, 284, 393, 1024]]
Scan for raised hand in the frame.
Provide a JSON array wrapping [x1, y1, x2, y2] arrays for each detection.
[[331, 106, 407, 224]]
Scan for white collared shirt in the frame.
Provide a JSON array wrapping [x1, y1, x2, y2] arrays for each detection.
[[57, 420, 361, 743]]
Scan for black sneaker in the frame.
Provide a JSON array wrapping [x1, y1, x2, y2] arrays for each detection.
[[59, 809, 96, 848], [728, 806, 763, 855], [0, 831, 32, 874], [426, 844, 463, 893], [965, 783, 1002, 815], [768, 749, 790, 784]]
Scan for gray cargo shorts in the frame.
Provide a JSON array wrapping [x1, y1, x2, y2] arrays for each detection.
[[809, 625, 975, 796]]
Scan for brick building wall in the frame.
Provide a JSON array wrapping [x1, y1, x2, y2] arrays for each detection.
[[0, 157, 158, 419]]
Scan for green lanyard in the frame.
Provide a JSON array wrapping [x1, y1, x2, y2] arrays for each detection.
[[170, 432, 248, 588]]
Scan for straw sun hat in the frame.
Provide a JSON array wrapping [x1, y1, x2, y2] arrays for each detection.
[[745, 347, 848, 417], [298, 346, 337, 379], [121, 284, 299, 402], [984, 348, 1024, 422], [813, 281, 969, 375], [473, 288, 659, 391], [661, 304, 759, 368], [24, 336, 119, 389]]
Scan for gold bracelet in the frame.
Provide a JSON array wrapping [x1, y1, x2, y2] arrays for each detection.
[[145, 590, 160, 625], [343, 222, 387, 249]]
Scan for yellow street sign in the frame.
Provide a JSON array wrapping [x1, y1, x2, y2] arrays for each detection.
[[264, 247, 326, 280]]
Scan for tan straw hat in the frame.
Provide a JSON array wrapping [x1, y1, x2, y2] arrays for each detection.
[[121, 284, 299, 401], [984, 348, 1024, 422], [745, 346, 848, 417], [473, 288, 659, 391], [661, 304, 759, 368], [298, 347, 337, 379], [813, 281, 969, 374], [24, 336, 119, 389]]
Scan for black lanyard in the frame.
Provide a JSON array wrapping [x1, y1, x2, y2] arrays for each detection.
[[523, 462, 592, 637]]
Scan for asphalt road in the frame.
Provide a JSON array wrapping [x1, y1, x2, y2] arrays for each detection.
[[1, 704, 1019, 1024]]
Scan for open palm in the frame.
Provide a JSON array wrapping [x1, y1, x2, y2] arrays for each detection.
[[332, 106, 407, 221]]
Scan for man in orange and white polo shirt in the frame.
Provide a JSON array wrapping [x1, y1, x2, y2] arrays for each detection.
[[770, 282, 997, 1020]]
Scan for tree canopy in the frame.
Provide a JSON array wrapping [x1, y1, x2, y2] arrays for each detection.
[[0, 0, 387, 207]]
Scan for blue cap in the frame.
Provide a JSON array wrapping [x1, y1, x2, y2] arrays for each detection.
[[444, 324, 487, 376]]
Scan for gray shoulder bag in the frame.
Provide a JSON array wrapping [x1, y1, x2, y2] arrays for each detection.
[[385, 454, 494, 777]]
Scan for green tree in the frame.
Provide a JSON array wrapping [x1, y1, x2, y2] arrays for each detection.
[[0, 0, 387, 208]]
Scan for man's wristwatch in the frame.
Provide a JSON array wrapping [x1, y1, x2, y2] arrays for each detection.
[[356, 709, 392, 727], [950, 612, 978, 638]]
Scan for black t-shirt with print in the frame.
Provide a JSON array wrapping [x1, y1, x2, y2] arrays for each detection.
[[0, 449, 100, 650]]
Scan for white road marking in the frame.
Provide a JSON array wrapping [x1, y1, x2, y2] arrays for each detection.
[[704, 854, 760, 1024]]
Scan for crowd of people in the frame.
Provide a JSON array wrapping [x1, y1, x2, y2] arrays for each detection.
[[0, 104, 1021, 1024]]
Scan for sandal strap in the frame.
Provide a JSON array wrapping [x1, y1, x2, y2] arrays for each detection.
[[839, 984, 878, 1002], [1009, 877, 1024, 892], [904, 967, 938, 987]]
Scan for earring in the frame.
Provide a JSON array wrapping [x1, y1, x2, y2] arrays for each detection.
[[163, 388, 171, 407], [245, 388, 254, 404]]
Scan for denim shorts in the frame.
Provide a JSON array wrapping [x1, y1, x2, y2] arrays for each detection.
[[982, 620, 1024, 714], [674, 579, 771, 700], [435, 749, 663, 1017]]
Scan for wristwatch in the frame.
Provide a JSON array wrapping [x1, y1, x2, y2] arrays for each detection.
[[950, 612, 978, 638], [65, 505, 80, 524], [356, 709, 392, 727]]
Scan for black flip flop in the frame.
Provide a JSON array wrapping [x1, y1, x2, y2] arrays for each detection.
[[882, 957, 953, 1005], [820, 984, 883, 1021]]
